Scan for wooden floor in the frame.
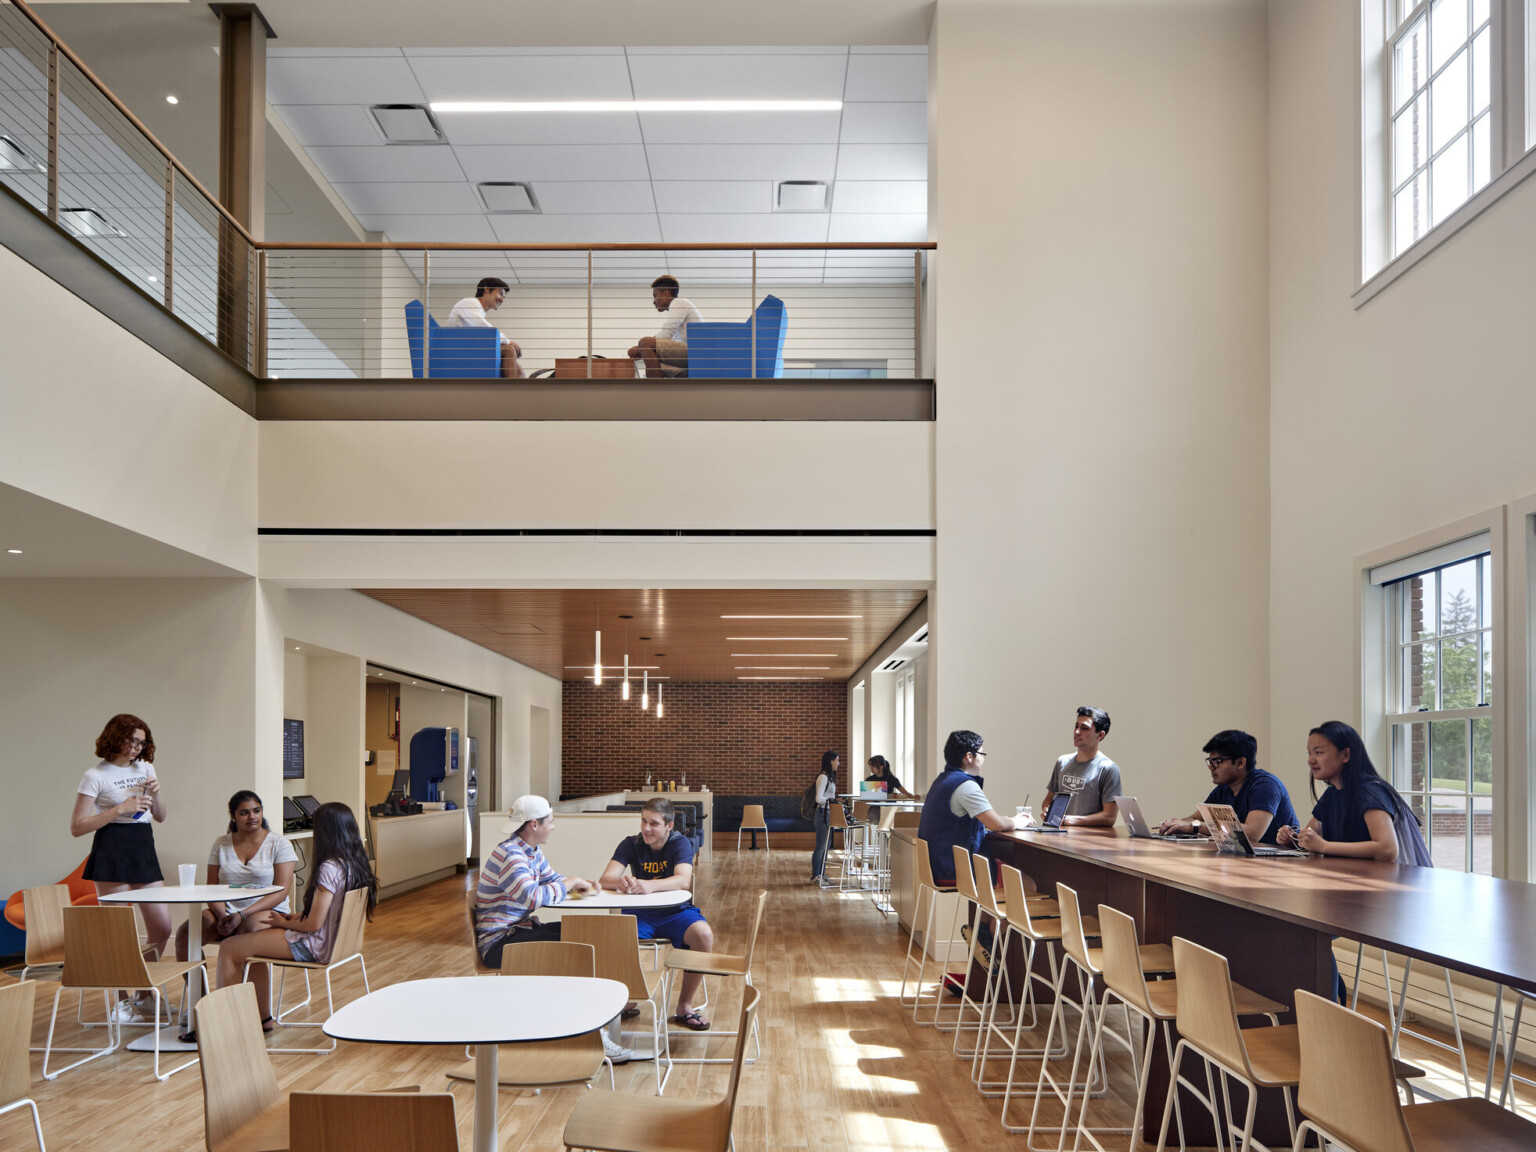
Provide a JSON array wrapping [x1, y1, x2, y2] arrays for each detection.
[[4, 846, 1535, 1152]]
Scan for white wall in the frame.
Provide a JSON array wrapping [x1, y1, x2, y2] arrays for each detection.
[[929, 0, 1272, 822], [1268, 0, 1536, 872]]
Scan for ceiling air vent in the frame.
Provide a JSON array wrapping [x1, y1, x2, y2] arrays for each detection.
[[59, 207, 127, 238], [880, 657, 907, 672], [775, 180, 829, 212], [911, 628, 928, 644], [0, 134, 45, 173], [478, 181, 541, 214], [369, 104, 446, 144]]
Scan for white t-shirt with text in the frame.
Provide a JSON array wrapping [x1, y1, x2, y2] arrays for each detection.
[[78, 759, 158, 825]]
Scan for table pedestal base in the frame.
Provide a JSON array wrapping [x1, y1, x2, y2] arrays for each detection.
[[126, 1024, 197, 1053], [474, 1043, 498, 1152]]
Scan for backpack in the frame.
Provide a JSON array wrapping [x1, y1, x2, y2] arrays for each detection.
[[800, 780, 818, 821]]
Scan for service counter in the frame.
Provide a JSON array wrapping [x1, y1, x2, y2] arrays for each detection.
[[369, 808, 467, 899]]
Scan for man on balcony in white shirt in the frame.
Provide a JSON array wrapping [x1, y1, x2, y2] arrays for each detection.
[[446, 277, 525, 378], [628, 275, 702, 378]]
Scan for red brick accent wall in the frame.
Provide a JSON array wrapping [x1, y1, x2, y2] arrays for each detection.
[[561, 681, 848, 798]]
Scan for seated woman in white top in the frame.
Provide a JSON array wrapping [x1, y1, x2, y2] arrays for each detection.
[[174, 790, 297, 962]]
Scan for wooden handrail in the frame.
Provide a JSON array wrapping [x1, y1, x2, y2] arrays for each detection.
[[7, 0, 258, 247], [253, 240, 936, 251]]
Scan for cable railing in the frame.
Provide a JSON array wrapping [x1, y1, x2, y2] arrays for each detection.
[[0, 0, 933, 386]]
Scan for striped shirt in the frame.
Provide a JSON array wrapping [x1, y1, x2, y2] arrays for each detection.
[[475, 835, 566, 942]]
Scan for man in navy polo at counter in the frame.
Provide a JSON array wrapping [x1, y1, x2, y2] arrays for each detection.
[[599, 797, 716, 1031], [917, 729, 1020, 887], [1158, 728, 1299, 845]]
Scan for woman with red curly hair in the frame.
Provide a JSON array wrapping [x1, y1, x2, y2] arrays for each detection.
[[70, 713, 171, 1023]]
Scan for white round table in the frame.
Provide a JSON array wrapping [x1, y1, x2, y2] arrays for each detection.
[[100, 883, 282, 1052], [554, 888, 689, 910], [326, 975, 627, 1152]]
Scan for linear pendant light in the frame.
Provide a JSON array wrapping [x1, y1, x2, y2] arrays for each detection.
[[657, 683, 664, 719], [622, 652, 630, 701], [594, 630, 602, 686], [641, 669, 649, 712], [431, 99, 842, 114]]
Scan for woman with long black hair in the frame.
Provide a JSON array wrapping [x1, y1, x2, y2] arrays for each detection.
[[175, 790, 297, 962], [810, 751, 839, 884], [215, 802, 377, 1030]]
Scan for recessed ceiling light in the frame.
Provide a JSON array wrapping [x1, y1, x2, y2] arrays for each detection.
[[293, 646, 301, 651], [370, 103, 446, 144], [433, 100, 842, 114], [720, 615, 861, 620], [6, 548, 22, 555], [726, 636, 848, 641], [146, 274, 158, 282], [0, 134, 45, 174], [165, 95, 179, 105]]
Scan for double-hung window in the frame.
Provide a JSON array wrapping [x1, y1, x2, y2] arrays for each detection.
[[1375, 537, 1494, 872]]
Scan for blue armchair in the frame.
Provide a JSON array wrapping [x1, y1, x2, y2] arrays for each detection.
[[685, 295, 786, 378], [404, 299, 502, 378]]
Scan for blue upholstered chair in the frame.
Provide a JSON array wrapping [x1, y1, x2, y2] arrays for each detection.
[[685, 295, 786, 378], [404, 299, 502, 378]]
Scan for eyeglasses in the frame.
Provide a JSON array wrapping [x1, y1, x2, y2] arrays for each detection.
[[1205, 756, 1232, 768], [126, 737, 146, 748], [973, 750, 987, 759]]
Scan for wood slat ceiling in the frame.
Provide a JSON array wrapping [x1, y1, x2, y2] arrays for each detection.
[[359, 588, 926, 682]]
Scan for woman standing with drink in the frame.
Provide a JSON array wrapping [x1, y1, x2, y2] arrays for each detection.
[[69, 713, 170, 1022]]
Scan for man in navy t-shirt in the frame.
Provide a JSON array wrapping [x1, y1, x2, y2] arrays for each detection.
[[599, 797, 715, 1030], [1159, 729, 1299, 845]]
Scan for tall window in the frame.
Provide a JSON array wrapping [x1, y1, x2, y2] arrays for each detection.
[[893, 666, 916, 783], [1380, 545, 1494, 872], [1388, 0, 1494, 255]]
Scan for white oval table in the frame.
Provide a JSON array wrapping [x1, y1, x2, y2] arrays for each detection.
[[101, 883, 281, 1052], [554, 888, 689, 910], [325, 975, 627, 1152]]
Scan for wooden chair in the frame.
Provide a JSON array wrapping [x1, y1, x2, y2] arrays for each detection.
[[735, 805, 768, 852], [196, 983, 289, 1152], [42, 904, 205, 1081], [561, 914, 671, 1095], [1291, 989, 1536, 1152], [18, 886, 69, 982], [463, 888, 497, 977], [661, 890, 767, 1069], [901, 837, 963, 1023], [946, 844, 989, 1047], [444, 941, 612, 1091], [289, 1091, 457, 1152], [0, 982, 45, 1152], [826, 802, 854, 888], [892, 810, 920, 829], [243, 888, 370, 1054], [1154, 937, 1298, 1152], [562, 986, 761, 1152]]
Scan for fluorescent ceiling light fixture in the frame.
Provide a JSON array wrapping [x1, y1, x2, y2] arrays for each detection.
[[370, 103, 446, 144], [721, 615, 861, 619], [727, 636, 847, 641], [731, 653, 837, 658], [6, 549, 22, 555], [478, 181, 540, 214], [432, 100, 842, 113], [59, 207, 127, 237], [565, 665, 659, 670], [738, 676, 824, 680], [0, 135, 45, 174], [734, 666, 830, 670]]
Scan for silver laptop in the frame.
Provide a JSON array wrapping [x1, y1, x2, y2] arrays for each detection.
[[1119, 796, 1202, 842], [1221, 825, 1309, 859]]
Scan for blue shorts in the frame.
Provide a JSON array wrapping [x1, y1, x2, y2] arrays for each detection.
[[290, 939, 317, 963], [629, 906, 707, 949]]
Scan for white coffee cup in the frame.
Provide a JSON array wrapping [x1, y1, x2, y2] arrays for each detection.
[[1016, 805, 1033, 825], [178, 863, 197, 887]]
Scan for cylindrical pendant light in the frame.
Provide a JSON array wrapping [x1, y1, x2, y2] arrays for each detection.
[[622, 653, 630, 700], [657, 682, 664, 719], [641, 669, 649, 711], [594, 630, 602, 685]]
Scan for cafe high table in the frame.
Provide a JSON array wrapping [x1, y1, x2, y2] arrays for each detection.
[[325, 975, 627, 1152], [100, 883, 282, 1053]]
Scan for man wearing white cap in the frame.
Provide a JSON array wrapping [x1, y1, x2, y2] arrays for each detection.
[[474, 795, 595, 964]]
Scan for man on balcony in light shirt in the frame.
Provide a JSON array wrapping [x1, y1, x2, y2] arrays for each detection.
[[628, 275, 702, 378], [446, 276, 524, 378]]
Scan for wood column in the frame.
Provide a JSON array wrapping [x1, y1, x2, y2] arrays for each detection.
[[214, 4, 270, 368]]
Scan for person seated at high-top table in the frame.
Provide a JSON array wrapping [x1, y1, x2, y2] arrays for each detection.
[[598, 797, 714, 1031], [864, 754, 916, 798], [917, 729, 1019, 886], [1038, 705, 1122, 828], [474, 795, 596, 964], [1159, 729, 1299, 845], [445, 276, 525, 378]]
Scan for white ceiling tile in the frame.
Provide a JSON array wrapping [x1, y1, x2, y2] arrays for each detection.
[[659, 213, 829, 244], [530, 181, 655, 213], [653, 181, 772, 213], [835, 143, 927, 181], [355, 214, 497, 242], [844, 53, 928, 101], [646, 144, 837, 181], [307, 145, 463, 184], [436, 111, 642, 147], [406, 47, 626, 57], [827, 213, 927, 242], [268, 48, 405, 58], [332, 182, 484, 215], [267, 57, 427, 106], [405, 55, 636, 103], [832, 181, 927, 213], [838, 102, 926, 144], [273, 105, 382, 147], [627, 54, 847, 101], [489, 213, 662, 243], [638, 110, 842, 145], [454, 145, 650, 182]]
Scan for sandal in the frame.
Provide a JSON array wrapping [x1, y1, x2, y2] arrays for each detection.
[[261, 1015, 275, 1033], [620, 1005, 641, 1021], [671, 1009, 710, 1031]]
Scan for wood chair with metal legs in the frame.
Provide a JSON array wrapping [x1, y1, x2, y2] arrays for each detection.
[[0, 982, 45, 1152], [1292, 988, 1536, 1152], [196, 983, 289, 1152], [561, 914, 671, 1095], [463, 888, 497, 977], [1488, 985, 1536, 1110], [661, 890, 766, 1070], [242, 888, 370, 1055], [901, 838, 964, 1026], [1026, 884, 1173, 1150], [289, 1091, 456, 1152], [42, 904, 206, 1081], [562, 987, 761, 1152], [735, 805, 768, 853], [444, 941, 613, 1093], [1349, 944, 1473, 1099], [1154, 937, 1298, 1152]]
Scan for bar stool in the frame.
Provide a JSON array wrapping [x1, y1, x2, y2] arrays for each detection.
[[1074, 905, 1285, 1152], [826, 803, 857, 889], [1026, 884, 1174, 1150], [1489, 985, 1536, 1109], [901, 838, 962, 1024], [1154, 937, 1298, 1152], [948, 844, 993, 1049]]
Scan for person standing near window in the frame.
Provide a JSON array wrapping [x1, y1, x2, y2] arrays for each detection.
[[445, 276, 524, 378], [810, 751, 840, 884]]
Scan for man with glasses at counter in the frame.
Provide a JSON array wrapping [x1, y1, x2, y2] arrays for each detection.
[[1158, 729, 1299, 845], [917, 730, 1019, 886]]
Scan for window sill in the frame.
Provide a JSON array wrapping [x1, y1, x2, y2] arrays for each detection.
[[1355, 143, 1536, 309]]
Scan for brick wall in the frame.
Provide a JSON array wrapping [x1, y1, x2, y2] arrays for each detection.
[[561, 680, 848, 798]]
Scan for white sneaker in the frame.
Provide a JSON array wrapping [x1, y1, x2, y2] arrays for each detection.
[[109, 1000, 147, 1025], [602, 1032, 635, 1064]]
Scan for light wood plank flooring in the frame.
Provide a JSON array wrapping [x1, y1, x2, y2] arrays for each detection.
[[4, 845, 1534, 1152]]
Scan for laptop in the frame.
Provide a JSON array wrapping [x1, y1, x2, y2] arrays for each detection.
[[1198, 802, 1308, 858], [1027, 792, 1072, 833], [1119, 796, 1204, 842]]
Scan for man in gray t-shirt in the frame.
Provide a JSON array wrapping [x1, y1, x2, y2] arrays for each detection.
[[1041, 706, 1122, 828]]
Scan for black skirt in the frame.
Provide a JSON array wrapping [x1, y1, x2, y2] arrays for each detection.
[[82, 820, 163, 884]]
